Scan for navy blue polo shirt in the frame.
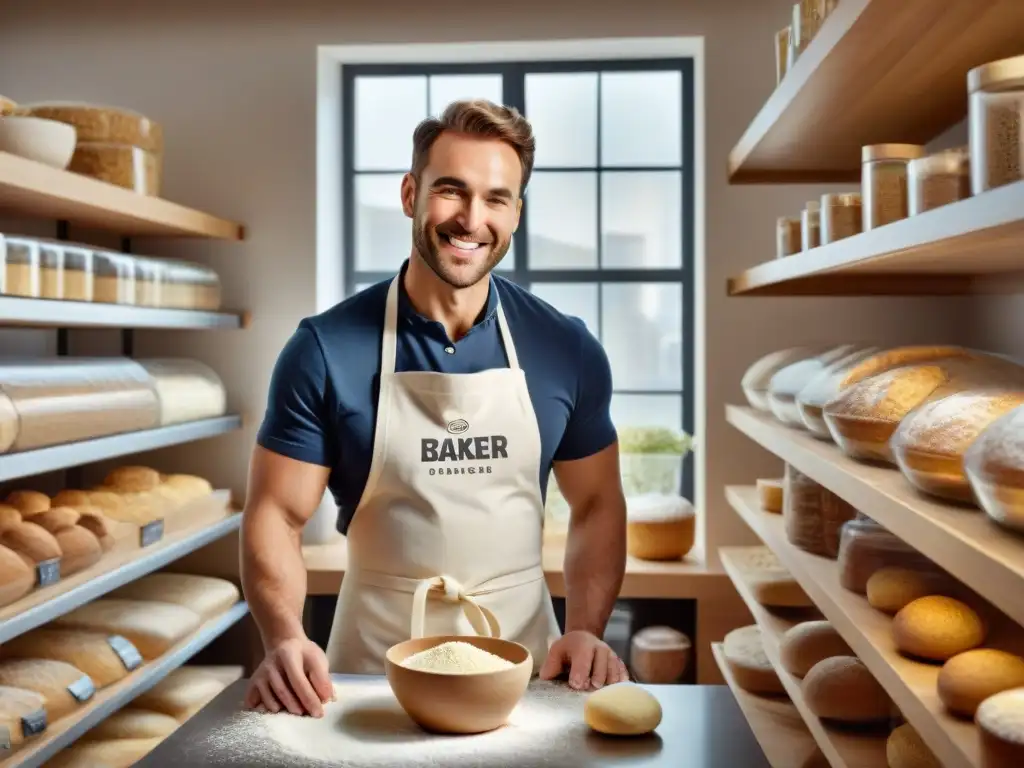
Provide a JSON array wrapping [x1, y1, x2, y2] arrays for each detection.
[[256, 263, 617, 534]]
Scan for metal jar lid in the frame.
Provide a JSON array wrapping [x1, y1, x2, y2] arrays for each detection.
[[968, 54, 1024, 94], [862, 144, 927, 163]]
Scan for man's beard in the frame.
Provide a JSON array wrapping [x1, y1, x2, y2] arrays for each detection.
[[413, 220, 511, 289]]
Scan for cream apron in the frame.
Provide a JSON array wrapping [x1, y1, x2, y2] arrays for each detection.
[[325, 276, 561, 675]]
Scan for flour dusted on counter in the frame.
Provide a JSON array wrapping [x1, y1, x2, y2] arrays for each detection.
[[400, 642, 513, 674]]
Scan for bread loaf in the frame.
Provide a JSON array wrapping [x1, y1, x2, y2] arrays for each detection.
[[52, 599, 202, 659], [50, 490, 92, 508], [5, 490, 50, 516], [0, 544, 34, 607], [887, 723, 941, 768], [0, 659, 94, 721], [837, 516, 933, 594], [978, 688, 1024, 768], [742, 347, 821, 411], [779, 621, 853, 678], [109, 573, 240, 621], [0, 685, 47, 747], [893, 389, 1024, 503], [45, 737, 163, 767], [0, 629, 142, 688], [161, 474, 213, 500], [84, 707, 178, 740], [104, 466, 161, 492], [721, 625, 784, 696], [54, 526, 103, 576], [732, 547, 811, 607], [625, 495, 695, 561], [801, 656, 892, 723], [86, 490, 157, 525], [866, 566, 956, 614], [938, 649, 1024, 718], [964, 405, 1024, 534], [768, 346, 857, 427], [133, 667, 229, 720], [797, 346, 967, 439], [756, 478, 783, 513], [892, 596, 986, 662], [783, 465, 856, 559], [0, 505, 22, 533], [75, 508, 115, 551], [1, 520, 62, 565], [25, 506, 79, 533]]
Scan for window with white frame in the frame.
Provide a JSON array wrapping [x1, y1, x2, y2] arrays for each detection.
[[341, 58, 694, 498]]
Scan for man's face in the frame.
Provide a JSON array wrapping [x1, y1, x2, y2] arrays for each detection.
[[402, 131, 523, 289]]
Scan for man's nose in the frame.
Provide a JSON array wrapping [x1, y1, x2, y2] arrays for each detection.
[[456, 197, 486, 234]]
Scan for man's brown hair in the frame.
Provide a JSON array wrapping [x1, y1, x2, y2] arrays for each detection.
[[410, 99, 536, 195]]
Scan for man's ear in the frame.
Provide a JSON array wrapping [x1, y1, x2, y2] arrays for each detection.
[[400, 173, 417, 218]]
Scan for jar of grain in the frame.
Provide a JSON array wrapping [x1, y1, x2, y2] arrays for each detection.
[[821, 0, 840, 19], [192, 265, 222, 311], [68, 142, 162, 196], [93, 250, 136, 305], [861, 144, 926, 230], [792, 0, 823, 57], [38, 240, 64, 300], [776, 216, 802, 258], [2, 237, 40, 298], [821, 193, 862, 244], [908, 147, 971, 216], [61, 245, 95, 302], [775, 27, 792, 85], [968, 55, 1024, 195], [801, 200, 820, 250], [133, 257, 164, 308]]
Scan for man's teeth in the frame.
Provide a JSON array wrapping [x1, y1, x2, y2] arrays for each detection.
[[447, 236, 482, 251]]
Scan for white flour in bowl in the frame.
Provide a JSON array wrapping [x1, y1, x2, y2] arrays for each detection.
[[400, 642, 514, 673]]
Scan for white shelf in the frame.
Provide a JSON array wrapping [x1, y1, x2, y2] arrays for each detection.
[[0, 296, 243, 330]]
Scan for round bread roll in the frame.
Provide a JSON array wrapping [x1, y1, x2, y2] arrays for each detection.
[[0, 520, 62, 564], [937, 649, 1024, 718], [51, 490, 93, 508], [583, 682, 662, 735], [892, 596, 986, 662], [0, 505, 22, 533], [74, 508, 115, 551], [54, 526, 102, 576], [723, 625, 784, 695], [779, 621, 853, 678], [801, 656, 892, 723], [887, 723, 941, 768], [26, 506, 80, 534], [978, 688, 1024, 768], [6, 490, 50, 516], [104, 466, 161, 492], [866, 567, 954, 615], [161, 474, 213, 500]]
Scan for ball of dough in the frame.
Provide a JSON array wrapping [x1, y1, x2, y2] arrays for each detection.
[[583, 682, 662, 736], [779, 621, 852, 678], [887, 723, 941, 768], [801, 656, 892, 723], [892, 596, 985, 662], [937, 649, 1024, 718], [866, 567, 952, 615]]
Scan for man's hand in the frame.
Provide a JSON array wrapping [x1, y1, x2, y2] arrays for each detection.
[[539, 630, 629, 691], [244, 637, 335, 717]]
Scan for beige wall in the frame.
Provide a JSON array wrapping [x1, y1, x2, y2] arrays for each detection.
[[0, 0, 981, 566]]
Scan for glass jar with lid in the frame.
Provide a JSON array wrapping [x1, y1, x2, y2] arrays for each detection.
[[93, 249, 136, 304], [159, 260, 193, 309], [968, 55, 1024, 195], [776, 216, 802, 259], [861, 143, 926, 230], [34, 238, 95, 302], [132, 256, 165, 308], [192, 265, 222, 311], [801, 200, 821, 250], [1, 236, 41, 298], [908, 147, 971, 216], [820, 193, 862, 244]]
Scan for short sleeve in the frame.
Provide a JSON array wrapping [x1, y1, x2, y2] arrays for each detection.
[[256, 324, 336, 467], [553, 322, 617, 462]]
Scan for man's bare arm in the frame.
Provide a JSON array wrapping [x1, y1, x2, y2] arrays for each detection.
[[241, 446, 330, 650], [553, 442, 627, 637]]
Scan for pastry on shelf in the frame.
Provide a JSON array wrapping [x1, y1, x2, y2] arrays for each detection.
[[0, 658, 94, 721], [892, 596, 986, 663], [20, 506, 103, 576], [865, 566, 958, 615], [977, 688, 1024, 767], [51, 598, 202, 660], [756, 478, 783, 513], [0, 518, 62, 570], [0, 628, 143, 688], [937, 648, 1024, 719], [109, 572, 239, 622]]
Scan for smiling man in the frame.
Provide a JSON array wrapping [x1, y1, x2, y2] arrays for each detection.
[[241, 99, 629, 717]]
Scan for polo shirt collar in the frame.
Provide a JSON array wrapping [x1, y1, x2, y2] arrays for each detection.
[[396, 259, 500, 333]]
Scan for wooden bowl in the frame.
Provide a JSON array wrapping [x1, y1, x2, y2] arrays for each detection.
[[0, 116, 76, 169], [385, 635, 533, 734]]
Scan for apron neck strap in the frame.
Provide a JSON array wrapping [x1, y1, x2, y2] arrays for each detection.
[[383, 275, 521, 374]]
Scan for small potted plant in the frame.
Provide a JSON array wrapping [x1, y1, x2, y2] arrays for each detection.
[[617, 426, 694, 497]]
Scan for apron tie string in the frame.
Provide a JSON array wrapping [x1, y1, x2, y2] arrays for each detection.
[[410, 574, 502, 640]]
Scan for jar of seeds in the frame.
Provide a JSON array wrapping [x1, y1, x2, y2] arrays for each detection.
[[776, 216, 802, 258], [821, 193, 862, 244], [801, 200, 821, 251], [861, 144, 926, 230], [908, 147, 971, 215], [968, 55, 1024, 195]]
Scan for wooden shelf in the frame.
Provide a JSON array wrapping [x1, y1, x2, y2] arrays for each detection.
[[711, 642, 828, 768], [726, 486, 986, 768], [0, 415, 242, 483], [0, 152, 243, 239], [0, 500, 241, 643], [1, 602, 249, 768], [728, 0, 1024, 183], [727, 404, 1024, 633], [728, 181, 1024, 296], [0, 295, 244, 329], [720, 547, 888, 768]]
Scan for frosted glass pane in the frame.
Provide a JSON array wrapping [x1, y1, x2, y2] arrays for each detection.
[[529, 283, 598, 335], [612, 394, 682, 430], [429, 75, 503, 117], [601, 172, 682, 268], [525, 72, 598, 168], [526, 172, 597, 269], [602, 283, 682, 390], [354, 76, 427, 171], [601, 71, 682, 167], [354, 174, 408, 271]]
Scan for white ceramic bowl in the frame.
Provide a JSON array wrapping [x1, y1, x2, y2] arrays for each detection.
[[0, 116, 77, 169]]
